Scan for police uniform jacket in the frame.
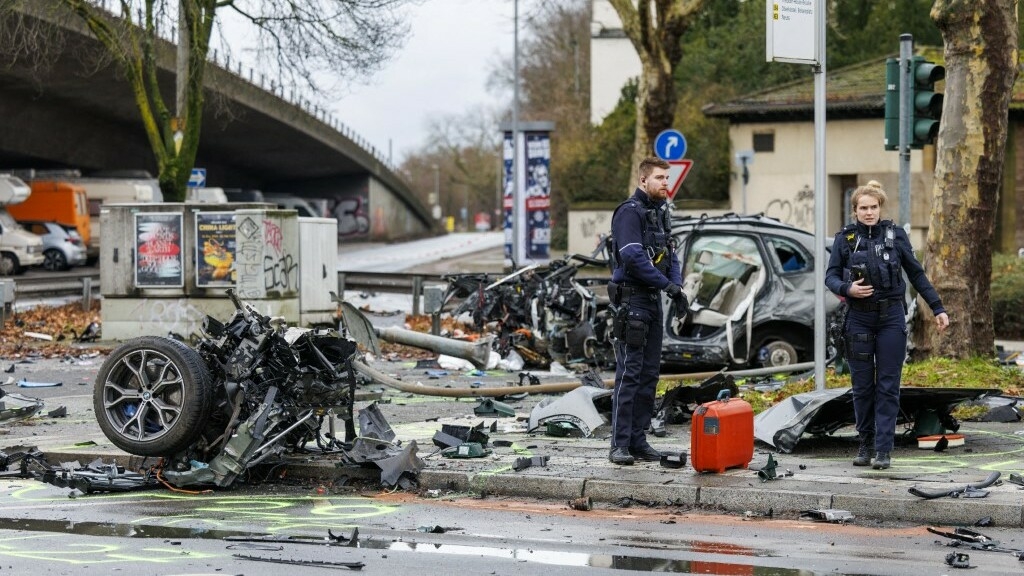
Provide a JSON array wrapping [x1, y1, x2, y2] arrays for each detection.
[[610, 189, 681, 290], [824, 219, 945, 316]]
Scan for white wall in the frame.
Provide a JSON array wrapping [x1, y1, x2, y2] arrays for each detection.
[[590, 0, 641, 124]]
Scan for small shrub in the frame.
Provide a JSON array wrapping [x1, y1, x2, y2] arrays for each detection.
[[992, 253, 1024, 338]]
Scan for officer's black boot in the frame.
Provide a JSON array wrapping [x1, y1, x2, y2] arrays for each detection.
[[609, 447, 635, 466], [871, 451, 891, 470], [852, 435, 874, 466]]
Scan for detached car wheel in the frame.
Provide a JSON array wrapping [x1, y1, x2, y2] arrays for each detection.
[[760, 339, 799, 367], [94, 336, 214, 456]]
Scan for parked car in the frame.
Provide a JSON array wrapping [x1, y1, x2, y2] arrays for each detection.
[[660, 213, 842, 369], [20, 221, 87, 271]]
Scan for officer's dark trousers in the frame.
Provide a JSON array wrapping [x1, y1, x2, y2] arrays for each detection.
[[845, 303, 907, 453], [612, 292, 663, 449]]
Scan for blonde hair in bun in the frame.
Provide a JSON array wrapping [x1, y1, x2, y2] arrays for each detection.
[[851, 180, 888, 212]]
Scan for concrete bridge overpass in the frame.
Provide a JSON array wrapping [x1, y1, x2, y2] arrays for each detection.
[[0, 1, 440, 241]]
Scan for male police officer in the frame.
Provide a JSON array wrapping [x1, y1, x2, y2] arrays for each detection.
[[606, 157, 686, 465]]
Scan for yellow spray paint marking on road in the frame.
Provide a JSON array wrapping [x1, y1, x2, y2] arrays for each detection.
[[0, 534, 220, 564]]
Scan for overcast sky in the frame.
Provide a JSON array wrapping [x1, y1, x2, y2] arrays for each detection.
[[328, 1, 517, 164]]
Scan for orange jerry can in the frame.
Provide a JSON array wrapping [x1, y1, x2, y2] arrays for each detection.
[[691, 390, 754, 473]]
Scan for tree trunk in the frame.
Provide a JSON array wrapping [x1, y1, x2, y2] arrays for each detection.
[[923, 1, 1018, 357], [609, 0, 703, 189]]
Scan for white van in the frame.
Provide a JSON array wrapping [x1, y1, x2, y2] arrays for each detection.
[[70, 177, 162, 259], [0, 175, 45, 275]]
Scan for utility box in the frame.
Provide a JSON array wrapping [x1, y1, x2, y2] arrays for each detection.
[[99, 203, 297, 340], [0, 279, 14, 326], [298, 217, 338, 326]]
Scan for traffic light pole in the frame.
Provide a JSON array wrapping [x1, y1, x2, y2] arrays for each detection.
[[898, 34, 912, 231]]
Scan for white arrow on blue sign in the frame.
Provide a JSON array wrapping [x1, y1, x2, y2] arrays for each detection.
[[188, 168, 207, 188], [654, 129, 686, 161]]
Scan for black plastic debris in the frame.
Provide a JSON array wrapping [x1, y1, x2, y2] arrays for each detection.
[[800, 509, 854, 523], [375, 441, 425, 487], [519, 372, 540, 386], [47, 406, 67, 418], [418, 525, 447, 533], [579, 368, 605, 389], [440, 422, 490, 447], [359, 402, 396, 442], [474, 398, 516, 417], [909, 472, 1001, 499], [945, 552, 972, 569], [233, 555, 364, 570], [755, 454, 779, 482], [42, 458, 159, 493], [441, 442, 491, 459], [512, 455, 549, 471], [656, 373, 739, 426], [3, 365, 12, 373], [1009, 473, 1024, 488], [545, 421, 581, 437], [660, 452, 687, 469], [974, 516, 994, 527], [0, 390, 44, 423], [492, 440, 514, 448], [224, 528, 359, 548]]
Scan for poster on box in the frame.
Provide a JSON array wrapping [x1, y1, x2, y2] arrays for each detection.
[[195, 212, 236, 287], [135, 212, 183, 287]]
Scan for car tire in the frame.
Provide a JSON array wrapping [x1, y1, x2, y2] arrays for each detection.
[[0, 253, 17, 277], [43, 249, 68, 271], [94, 336, 214, 456], [759, 339, 800, 367]]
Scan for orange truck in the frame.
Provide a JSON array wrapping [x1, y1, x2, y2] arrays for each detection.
[[7, 179, 91, 248]]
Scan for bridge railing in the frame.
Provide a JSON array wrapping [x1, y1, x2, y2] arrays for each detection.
[[87, 0, 398, 171]]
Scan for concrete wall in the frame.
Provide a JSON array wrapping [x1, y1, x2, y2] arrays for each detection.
[[727, 118, 935, 247]]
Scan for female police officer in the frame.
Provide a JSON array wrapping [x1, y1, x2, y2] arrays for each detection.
[[825, 181, 949, 470]]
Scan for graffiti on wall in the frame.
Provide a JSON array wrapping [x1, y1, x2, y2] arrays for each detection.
[[235, 216, 297, 298], [128, 298, 206, 338], [574, 212, 610, 253], [330, 195, 370, 238], [764, 185, 815, 229]]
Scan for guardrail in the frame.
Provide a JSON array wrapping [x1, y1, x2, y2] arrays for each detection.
[[11, 272, 100, 310]]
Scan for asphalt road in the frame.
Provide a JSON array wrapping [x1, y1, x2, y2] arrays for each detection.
[[0, 479, 1021, 575]]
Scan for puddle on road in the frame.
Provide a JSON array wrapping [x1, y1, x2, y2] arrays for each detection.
[[0, 517, 256, 540], [358, 539, 861, 574], [0, 517, 863, 574]]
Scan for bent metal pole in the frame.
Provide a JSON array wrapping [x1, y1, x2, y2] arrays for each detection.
[[352, 359, 817, 399]]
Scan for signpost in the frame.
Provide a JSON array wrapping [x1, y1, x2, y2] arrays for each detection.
[[766, 0, 826, 391], [654, 129, 687, 161], [188, 168, 206, 188]]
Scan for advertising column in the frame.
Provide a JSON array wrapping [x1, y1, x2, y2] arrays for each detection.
[[501, 121, 554, 264]]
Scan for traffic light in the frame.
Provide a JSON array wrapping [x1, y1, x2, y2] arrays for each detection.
[[910, 56, 944, 149], [884, 58, 899, 151]]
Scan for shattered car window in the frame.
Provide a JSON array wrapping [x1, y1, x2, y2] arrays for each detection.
[[766, 236, 810, 274], [683, 235, 762, 309]]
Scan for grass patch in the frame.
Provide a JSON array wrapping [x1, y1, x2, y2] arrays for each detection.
[[660, 355, 1024, 419]]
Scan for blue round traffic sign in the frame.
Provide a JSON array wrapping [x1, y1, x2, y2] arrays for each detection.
[[654, 129, 686, 161]]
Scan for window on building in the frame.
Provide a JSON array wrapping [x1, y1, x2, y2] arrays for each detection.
[[753, 132, 775, 153]]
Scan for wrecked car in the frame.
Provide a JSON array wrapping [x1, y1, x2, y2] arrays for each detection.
[[661, 213, 842, 369], [93, 289, 363, 488], [440, 252, 614, 368]]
